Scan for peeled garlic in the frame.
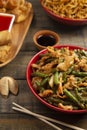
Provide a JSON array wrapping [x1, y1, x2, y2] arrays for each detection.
[[0, 76, 18, 98]]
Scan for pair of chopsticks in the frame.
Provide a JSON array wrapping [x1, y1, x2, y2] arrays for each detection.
[[12, 102, 85, 130]]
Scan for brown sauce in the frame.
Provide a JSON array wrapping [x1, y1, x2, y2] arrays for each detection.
[[37, 35, 56, 46]]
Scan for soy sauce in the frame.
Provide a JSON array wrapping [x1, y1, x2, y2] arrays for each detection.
[[37, 35, 56, 46]]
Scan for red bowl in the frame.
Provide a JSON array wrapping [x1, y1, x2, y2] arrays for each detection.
[[26, 45, 87, 114], [40, 0, 87, 26]]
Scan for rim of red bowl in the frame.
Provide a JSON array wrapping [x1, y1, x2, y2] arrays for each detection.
[[40, 0, 87, 23], [26, 45, 87, 114]]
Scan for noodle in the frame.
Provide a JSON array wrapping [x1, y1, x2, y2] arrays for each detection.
[[42, 0, 87, 19]]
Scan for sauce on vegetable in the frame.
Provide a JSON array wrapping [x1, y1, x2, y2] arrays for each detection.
[[37, 35, 56, 46]]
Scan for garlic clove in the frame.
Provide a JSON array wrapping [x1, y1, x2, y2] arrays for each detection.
[[0, 77, 9, 98]]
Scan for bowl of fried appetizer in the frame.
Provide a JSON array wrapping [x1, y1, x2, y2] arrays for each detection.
[[40, 0, 87, 26], [26, 45, 87, 114]]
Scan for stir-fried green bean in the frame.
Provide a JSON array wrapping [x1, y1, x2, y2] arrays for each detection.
[[71, 71, 87, 77], [35, 81, 41, 87], [54, 71, 59, 85], [63, 89, 78, 104], [62, 72, 67, 83], [31, 47, 87, 110], [75, 88, 83, 102], [75, 88, 87, 104], [46, 96, 64, 104], [31, 71, 48, 78], [63, 89, 85, 109], [40, 77, 49, 86]]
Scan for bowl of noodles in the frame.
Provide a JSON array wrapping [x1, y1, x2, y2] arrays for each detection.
[[26, 45, 87, 114], [40, 0, 87, 26]]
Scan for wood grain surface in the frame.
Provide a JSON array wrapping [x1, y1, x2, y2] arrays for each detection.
[[0, 0, 87, 130]]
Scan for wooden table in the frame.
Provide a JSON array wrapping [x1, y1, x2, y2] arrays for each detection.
[[0, 0, 87, 130]]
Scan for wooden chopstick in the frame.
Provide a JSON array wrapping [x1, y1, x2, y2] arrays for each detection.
[[12, 102, 85, 130]]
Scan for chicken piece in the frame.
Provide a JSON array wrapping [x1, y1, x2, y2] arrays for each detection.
[[79, 82, 87, 87], [41, 60, 58, 71], [31, 63, 41, 70], [78, 59, 87, 72], [57, 56, 74, 71], [39, 90, 53, 97], [58, 103, 73, 110], [57, 74, 63, 95], [47, 46, 61, 58], [63, 75, 77, 89]]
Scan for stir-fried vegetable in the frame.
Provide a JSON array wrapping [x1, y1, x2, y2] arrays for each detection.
[[31, 46, 87, 110]]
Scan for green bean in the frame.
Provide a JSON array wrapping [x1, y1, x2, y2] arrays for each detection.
[[40, 77, 49, 87], [80, 50, 87, 57], [77, 87, 87, 91], [66, 65, 74, 74], [74, 49, 87, 59], [75, 88, 87, 104], [71, 71, 87, 77], [54, 71, 59, 85], [46, 96, 64, 104], [45, 58, 56, 64], [35, 81, 45, 91], [33, 81, 40, 91], [81, 77, 87, 82], [75, 88, 83, 102], [31, 71, 48, 78], [64, 89, 78, 104], [60, 48, 66, 53], [62, 72, 67, 83], [35, 81, 41, 87], [63, 89, 85, 109], [82, 91, 87, 97], [40, 87, 45, 93], [76, 77, 85, 83]]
